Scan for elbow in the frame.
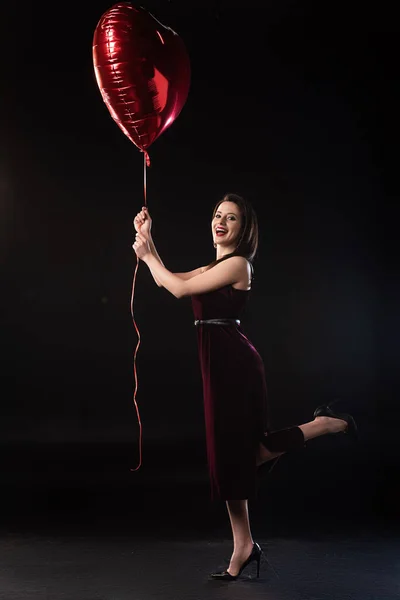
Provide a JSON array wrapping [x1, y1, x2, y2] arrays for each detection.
[[175, 284, 187, 299]]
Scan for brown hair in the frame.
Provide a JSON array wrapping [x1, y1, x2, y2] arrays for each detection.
[[206, 193, 258, 277]]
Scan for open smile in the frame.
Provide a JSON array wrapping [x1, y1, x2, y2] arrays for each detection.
[[215, 227, 228, 236]]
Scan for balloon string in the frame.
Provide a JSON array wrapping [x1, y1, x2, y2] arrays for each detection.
[[130, 257, 142, 471], [144, 151, 148, 206], [129, 151, 149, 471]]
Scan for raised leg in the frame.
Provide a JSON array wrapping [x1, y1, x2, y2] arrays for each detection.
[[219, 416, 350, 579], [257, 415, 348, 466]]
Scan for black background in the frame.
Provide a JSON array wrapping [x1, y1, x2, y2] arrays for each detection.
[[1, 0, 398, 529]]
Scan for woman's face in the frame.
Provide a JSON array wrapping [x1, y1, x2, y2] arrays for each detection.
[[212, 201, 242, 249]]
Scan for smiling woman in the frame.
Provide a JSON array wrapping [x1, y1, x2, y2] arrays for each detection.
[[132, 192, 356, 580], [212, 203, 242, 246], [208, 193, 258, 268]]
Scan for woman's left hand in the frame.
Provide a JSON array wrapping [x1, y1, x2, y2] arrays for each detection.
[[132, 232, 151, 261]]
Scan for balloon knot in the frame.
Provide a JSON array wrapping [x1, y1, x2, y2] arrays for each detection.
[[143, 150, 151, 167]]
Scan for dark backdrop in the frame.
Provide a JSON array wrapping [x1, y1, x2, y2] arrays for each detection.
[[1, 0, 397, 527]]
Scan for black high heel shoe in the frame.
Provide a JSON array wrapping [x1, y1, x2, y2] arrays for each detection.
[[313, 401, 358, 441], [210, 542, 263, 580]]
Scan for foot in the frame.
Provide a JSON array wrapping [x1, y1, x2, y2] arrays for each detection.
[[227, 542, 255, 577], [313, 402, 358, 441], [314, 415, 348, 434]]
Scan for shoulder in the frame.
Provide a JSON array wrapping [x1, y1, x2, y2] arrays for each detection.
[[202, 256, 251, 280], [227, 256, 252, 276], [228, 256, 252, 288]]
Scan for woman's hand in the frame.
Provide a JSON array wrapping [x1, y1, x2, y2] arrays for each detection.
[[133, 206, 152, 240], [132, 231, 151, 261]]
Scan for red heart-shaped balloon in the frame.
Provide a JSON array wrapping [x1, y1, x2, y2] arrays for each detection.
[[93, 2, 190, 162]]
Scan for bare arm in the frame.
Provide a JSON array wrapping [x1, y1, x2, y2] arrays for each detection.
[[147, 237, 164, 287], [133, 208, 204, 288], [173, 266, 205, 280], [148, 237, 204, 287], [142, 254, 248, 299]]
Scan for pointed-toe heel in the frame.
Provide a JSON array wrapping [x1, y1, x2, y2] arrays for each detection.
[[210, 542, 263, 581]]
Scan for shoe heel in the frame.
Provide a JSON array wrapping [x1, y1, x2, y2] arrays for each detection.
[[256, 555, 260, 578]]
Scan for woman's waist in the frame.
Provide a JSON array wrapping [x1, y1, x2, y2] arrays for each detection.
[[194, 322, 259, 353]]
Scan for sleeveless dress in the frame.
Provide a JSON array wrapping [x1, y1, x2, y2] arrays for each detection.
[[191, 284, 269, 500]]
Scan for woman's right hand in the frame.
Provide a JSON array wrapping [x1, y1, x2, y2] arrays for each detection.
[[134, 206, 152, 240]]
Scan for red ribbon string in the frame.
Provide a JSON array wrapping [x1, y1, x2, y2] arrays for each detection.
[[130, 150, 150, 471]]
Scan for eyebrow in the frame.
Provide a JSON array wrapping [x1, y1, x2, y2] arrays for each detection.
[[215, 211, 238, 217]]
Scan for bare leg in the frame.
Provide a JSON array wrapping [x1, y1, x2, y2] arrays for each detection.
[[257, 415, 348, 466], [224, 417, 348, 575], [225, 499, 255, 576]]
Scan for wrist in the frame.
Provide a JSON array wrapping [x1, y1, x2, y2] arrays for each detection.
[[144, 251, 155, 266]]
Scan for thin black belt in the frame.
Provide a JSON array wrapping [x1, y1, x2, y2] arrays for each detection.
[[194, 318, 240, 326]]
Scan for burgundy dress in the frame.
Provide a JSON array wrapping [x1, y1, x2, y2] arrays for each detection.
[[191, 284, 269, 500]]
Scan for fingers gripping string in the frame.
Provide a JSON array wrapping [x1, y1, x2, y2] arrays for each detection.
[[130, 150, 150, 472]]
